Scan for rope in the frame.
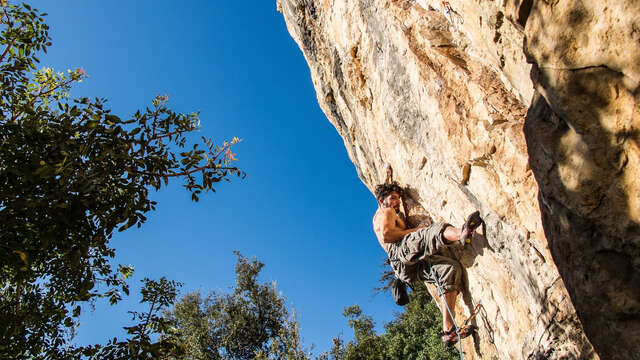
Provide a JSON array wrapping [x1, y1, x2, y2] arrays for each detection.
[[429, 262, 464, 360], [383, 160, 476, 358], [427, 265, 483, 359]]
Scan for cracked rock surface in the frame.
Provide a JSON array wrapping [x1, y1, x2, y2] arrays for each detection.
[[278, 0, 639, 358]]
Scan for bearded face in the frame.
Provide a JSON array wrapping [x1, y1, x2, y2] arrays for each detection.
[[381, 191, 401, 212]]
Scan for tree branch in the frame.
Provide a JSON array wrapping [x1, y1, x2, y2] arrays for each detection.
[[211, 143, 234, 163], [15, 279, 22, 315], [142, 293, 158, 336], [132, 164, 238, 179], [151, 110, 159, 140], [147, 129, 186, 142], [0, 38, 15, 64], [11, 78, 76, 122], [0, 8, 16, 64]]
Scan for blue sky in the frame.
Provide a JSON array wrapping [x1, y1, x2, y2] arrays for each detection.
[[28, 1, 398, 355]]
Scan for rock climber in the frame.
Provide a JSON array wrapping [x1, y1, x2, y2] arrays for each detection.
[[372, 181, 482, 345]]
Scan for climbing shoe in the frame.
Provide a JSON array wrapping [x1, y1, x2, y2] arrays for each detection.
[[441, 326, 473, 345], [459, 210, 483, 245]]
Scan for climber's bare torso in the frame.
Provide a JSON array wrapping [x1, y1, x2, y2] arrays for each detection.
[[373, 191, 416, 253], [373, 208, 406, 251]]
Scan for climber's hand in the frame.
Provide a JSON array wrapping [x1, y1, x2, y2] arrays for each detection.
[[418, 217, 432, 228]]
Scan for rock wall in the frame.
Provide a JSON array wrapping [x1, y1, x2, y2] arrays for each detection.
[[278, 0, 639, 358]]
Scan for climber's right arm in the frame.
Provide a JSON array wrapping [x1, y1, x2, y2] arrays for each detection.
[[380, 208, 417, 243]]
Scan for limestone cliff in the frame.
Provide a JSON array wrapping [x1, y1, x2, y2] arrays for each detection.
[[278, 0, 640, 358]]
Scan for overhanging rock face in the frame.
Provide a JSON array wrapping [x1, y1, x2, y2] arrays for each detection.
[[278, 0, 639, 358]]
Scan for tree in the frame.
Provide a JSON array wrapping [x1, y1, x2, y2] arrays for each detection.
[[76, 277, 185, 359], [340, 305, 385, 360], [164, 252, 309, 360], [380, 286, 458, 360], [318, 273, 458, 360], [0, 2, 243, 357]]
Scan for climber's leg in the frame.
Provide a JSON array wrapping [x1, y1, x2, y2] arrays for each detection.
[[441, 290, 458, 331], [442, 225, 462, 244], [426, 256, 464, 332], [394, 222, 451, 264], [441, 211, 483, 245], [459, 210, 483, 245], [417, 222, 452, 256]]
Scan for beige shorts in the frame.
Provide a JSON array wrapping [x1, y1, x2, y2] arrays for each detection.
[[387, 222, 463, 293]]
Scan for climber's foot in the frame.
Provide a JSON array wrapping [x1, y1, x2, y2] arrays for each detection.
[[441, 326, 472, 345], [441, 328, 458, 345], [459, 211, 482, 245]]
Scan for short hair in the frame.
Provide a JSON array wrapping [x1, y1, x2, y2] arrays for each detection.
[[374, 182, 404, 202]]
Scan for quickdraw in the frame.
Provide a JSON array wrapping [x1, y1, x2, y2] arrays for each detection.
[[441, 1, 464, 25], [459, 303, 483, 334], [428, 261, 483, 360], [428, 260, 465, 360]]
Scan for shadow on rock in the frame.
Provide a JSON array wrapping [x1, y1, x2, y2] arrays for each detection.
[[524, 71, 640, 359]]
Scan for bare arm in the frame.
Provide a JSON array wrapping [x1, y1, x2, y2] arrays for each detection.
[[379, 208, 419, 243]]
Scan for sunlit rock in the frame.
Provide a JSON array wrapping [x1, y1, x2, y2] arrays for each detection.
[[278, 0, 639, 358]]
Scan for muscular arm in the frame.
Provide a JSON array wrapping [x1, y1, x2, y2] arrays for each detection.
[[379, 208, 419, 243]]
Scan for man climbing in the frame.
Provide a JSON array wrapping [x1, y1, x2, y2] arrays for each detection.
[[372, 181, 482, 345]]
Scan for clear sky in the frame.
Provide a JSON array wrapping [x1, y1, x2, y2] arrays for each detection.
[[28, 1, 398, 355]]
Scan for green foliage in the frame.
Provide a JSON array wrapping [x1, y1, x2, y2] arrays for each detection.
[[341, 305, 384, 360], [0, 1, 243, 357], [74, 278, 185, 359], [319, 285, 458, 360], [164, 252, 310, 360], [380, 286, 458, 360]]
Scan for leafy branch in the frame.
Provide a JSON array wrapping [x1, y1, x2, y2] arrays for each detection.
[[0, 2, 245, 357]]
